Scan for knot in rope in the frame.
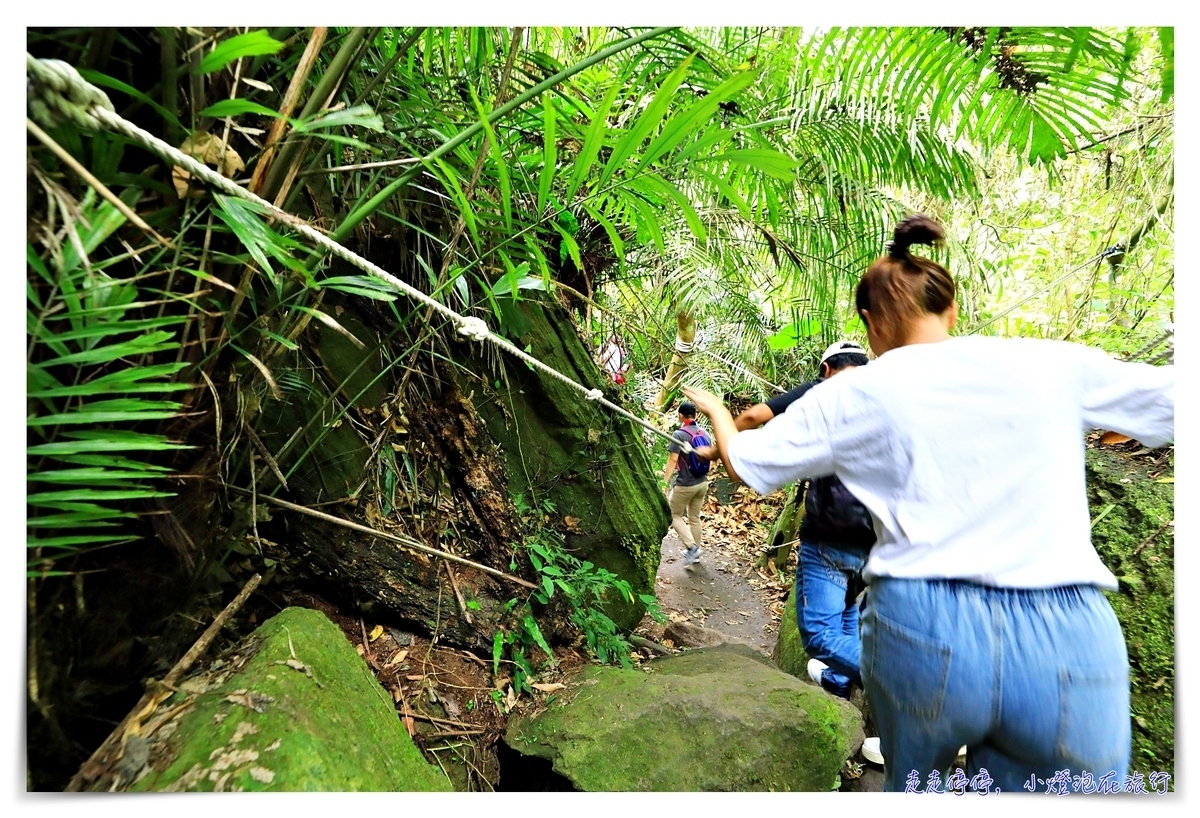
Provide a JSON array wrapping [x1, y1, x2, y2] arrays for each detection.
[[585, 388, 603, 401], [456, 316, 490, 342], [26, 54, 114, 131]]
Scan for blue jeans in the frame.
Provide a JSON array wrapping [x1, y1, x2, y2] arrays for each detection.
[[796, 540, 870, 699], [860, 578, 1131, 793]]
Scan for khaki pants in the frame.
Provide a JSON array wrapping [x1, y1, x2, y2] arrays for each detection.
[[668, 480, 709, 549]]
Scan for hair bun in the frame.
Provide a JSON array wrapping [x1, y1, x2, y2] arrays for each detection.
[[890, 214, 945, 257]]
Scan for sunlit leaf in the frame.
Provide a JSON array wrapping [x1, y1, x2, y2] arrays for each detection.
[[198, 30, 284, 74]]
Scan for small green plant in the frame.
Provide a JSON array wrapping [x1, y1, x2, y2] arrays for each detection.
[[493, 494, 665, 693], [27, 187, 192, 575]]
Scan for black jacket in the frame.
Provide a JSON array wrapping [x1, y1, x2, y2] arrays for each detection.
[[765, 379, 876, 548]]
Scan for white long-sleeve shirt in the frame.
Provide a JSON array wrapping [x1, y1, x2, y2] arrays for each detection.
[[725, 336, 1174, 590]]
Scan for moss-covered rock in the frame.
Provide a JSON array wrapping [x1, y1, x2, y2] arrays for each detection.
[[124, 607, 452, 792], [505, 643, 863, 791], [771, 586, 810, 679], [457, 297, 671, 628], [1086, 446, 1174, 777]]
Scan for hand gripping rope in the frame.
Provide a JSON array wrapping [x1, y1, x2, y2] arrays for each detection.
[[26, 54, 693, 453]]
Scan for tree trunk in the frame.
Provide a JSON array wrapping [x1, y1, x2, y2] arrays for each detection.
[[757, 483, 805, 571], [654, 310, 696, 412]]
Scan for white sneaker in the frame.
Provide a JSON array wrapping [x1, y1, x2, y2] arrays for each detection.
[[807, 658, 828, 686], [861, 736, 884, 765]]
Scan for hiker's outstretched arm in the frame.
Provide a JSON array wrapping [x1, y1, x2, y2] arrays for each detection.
[[734, 403, 774, 431], [682, 387, 743, 484]]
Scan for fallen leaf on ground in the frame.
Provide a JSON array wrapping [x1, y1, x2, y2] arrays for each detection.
[[248, 766, 275, 784], [531, 682, 566, 693], [230, 721, 258, 746], [369, 624, 384, 642], [224, 690, 274, 713]]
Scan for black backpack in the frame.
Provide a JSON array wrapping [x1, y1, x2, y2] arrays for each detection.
[[677, 424, 712, 478]]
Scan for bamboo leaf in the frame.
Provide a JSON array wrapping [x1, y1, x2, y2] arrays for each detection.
[[469, 88, 513, 231], [27, 534, 133, 549], [566, 81, 623, 202], [212, 194, 276, 276], [28, 488, 175, 503], [581, 203, 625, 270], [29, 364, 191, 399], [318, 276, 398, 302], [551, 221, 584, 274], [431, 157, 481, 249], [235, 347, 283, 400], [27, 512, 130, 528], [701, 148, 798, 182], [293, 306, 366, 349], [201, 99, 289, 120], [294, 104, 385, 132], [599, 53, 695, 188], [641, 174, 706, 243], [636, 68, 757, 173], [32, 316, 188, 345], [537, 95, 557, 216], [78, 68, 184, 130], [27, 398, 181, 427], [198, 30, 284, 74], [28, 467, 171, 484], [31, 332, 179, 369]]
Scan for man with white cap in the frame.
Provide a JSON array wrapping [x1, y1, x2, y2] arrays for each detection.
[[731, 340, 885, 764]]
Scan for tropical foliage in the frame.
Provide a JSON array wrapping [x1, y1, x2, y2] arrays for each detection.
[[25, 25, 1173, 787]]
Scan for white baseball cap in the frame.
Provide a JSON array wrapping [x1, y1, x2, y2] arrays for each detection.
[[819, 340, 868, 365]]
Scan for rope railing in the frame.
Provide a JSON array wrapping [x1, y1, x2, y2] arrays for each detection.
[[26, 54, 693, 454]]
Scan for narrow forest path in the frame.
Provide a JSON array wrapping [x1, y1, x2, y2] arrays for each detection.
[[654, 532, 778, 650], [636, 478, 794, 653]]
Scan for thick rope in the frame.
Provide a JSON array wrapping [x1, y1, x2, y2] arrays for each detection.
[[27, 55, 691, 453]]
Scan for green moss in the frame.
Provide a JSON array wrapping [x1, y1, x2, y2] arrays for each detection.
[[771, 587, 811, 679], [459, 297, 670, 628], [1086, 447, 1174, 778], [506, 645, 862, 791], [128, 608, 452, 792]]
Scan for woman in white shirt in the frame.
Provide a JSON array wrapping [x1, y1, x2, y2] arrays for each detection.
[[683, 215, 1173, 792]]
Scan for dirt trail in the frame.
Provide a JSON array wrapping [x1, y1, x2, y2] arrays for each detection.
[[653, 532, 780, 650], [646, 481, 795, 651]]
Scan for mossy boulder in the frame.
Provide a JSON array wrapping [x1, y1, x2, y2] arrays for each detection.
[[505, 643, 863, 791], [1086, 446, 1174, 777], [771, 585, 810, 680], [124, 607, 452, 792], [456, 296, 671, 629]]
